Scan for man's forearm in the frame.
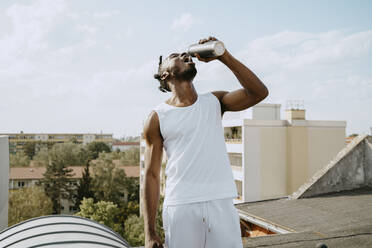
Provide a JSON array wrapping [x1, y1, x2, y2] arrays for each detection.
[[219, 50, 268, 97], [143, 171, 160, 235]]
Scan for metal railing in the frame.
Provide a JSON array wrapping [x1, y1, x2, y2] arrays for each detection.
[[225, 138, 242, 143]]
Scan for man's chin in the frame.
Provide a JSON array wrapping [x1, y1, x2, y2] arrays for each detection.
[[188, 67, 197, 79]]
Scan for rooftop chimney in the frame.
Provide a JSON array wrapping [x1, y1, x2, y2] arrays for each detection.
[[285, 100, 305, 120], [252, 103, 281, 120]]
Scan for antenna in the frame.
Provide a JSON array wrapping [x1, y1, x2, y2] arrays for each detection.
[[286, 100, 304, 110]]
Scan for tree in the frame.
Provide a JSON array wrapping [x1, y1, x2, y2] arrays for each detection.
[[124, 215, 145, 246], [91, 153, 128, 207], [48, 142, 91, 166], [23, 142, 36, 159], [119, 147, 140, 166], [32, 147, 49, 167], [124, 196, 165, 247], [126, 177, 140, 203], [9, 151, 30, 167], [74, 162, 95, 210], [69, 136, 79, 144], [76, 198, 123, 236], [40, 160, 75, 214], [8, 186, 53, 226], [87, 141, 111, 160], [33, 142, 91, 167]]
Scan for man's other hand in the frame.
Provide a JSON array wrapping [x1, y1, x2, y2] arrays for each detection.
[[145, 233, 164, 248]]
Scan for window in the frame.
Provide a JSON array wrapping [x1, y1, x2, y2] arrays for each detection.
[[235, 180, 242, 198], [18, 181, 25, 188], [69, 206, 77, 212], [228, 153, 242, 167]]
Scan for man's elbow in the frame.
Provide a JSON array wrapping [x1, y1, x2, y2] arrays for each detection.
[[258, 87, 269, 101], [263, 88, 269, 99]]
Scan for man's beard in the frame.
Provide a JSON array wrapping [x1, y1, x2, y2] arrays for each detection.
[[175, 65, 197, 81]]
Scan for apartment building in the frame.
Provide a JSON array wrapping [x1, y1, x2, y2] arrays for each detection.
[[224, 102, 346, 203], [0, 132, 115, 154]]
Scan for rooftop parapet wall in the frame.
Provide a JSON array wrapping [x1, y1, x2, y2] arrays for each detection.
[[291, 135, 371, 199], [365, 136, 372, 183]]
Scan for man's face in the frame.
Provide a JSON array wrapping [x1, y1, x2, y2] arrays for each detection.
[[162, 52, 197, 81]]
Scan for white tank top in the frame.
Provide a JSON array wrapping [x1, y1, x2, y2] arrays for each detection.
[[153, 92, 238, 206]]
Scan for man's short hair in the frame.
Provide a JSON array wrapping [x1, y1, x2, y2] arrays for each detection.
[[154, 56, 171, 93]]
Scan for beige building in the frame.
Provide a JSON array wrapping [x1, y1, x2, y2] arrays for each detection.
[[0, 132, 115, 154], [224, 103, 346, 203]]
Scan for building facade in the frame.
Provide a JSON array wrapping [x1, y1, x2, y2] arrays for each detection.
[[0, 136, 9, 231], [0, 132, 115, 154], [224, 103, 346, 203]]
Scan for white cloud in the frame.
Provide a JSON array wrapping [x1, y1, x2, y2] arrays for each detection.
[[0, 0, 160, 137], [239, 30, 372, 72], [76, 24, 97, 35], [92, 10, 119, 19], [171, 13, 195, 31]]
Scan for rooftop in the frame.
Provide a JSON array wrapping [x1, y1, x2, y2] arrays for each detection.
[[237, 188, 372, 247], [112, 142, 140, 146], [237, 135, 372, 247], [9, 165, 140, 180]]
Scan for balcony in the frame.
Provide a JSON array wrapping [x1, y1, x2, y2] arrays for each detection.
[[224, 126, 242, 150], [225, 138, 242, 144]]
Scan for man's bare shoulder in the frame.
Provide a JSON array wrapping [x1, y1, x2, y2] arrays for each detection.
[[211, 91, 228, 116], [143, 111, 163, 142]]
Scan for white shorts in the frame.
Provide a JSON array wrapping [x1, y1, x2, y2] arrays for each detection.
[[162, 197, 243, 248]]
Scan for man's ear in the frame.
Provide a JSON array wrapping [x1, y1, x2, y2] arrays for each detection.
[[161, 71, 169, 81]]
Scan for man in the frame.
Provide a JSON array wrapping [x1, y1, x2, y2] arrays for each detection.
[[143, 36, 268, 248]]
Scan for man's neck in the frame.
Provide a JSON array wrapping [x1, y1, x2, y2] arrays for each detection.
[[167, 80, 198, 107]]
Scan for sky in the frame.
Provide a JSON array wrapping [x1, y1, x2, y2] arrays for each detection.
[[0, 0, 371, 138]]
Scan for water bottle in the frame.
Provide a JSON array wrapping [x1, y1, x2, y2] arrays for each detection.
[[187, 40, 226, 58]]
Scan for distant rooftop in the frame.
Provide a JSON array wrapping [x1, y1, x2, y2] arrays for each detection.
[[113, 141, 140, 146], [9, 164, 140, 180]]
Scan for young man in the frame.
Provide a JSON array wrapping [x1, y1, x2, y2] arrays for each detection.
[[143, 37, 268, 248]]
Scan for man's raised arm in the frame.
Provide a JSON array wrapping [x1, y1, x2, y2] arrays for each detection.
[[143, 111, 164, 248], [196, 36, 269, 116]]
